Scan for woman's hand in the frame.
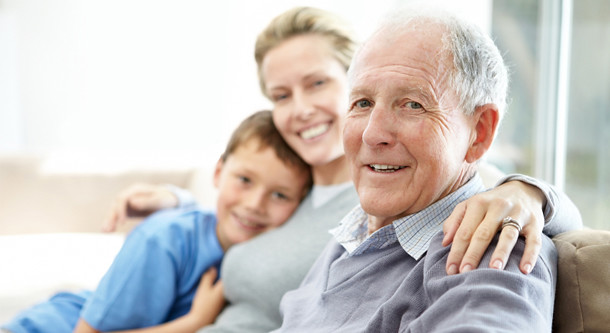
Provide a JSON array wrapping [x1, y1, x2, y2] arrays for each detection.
[[186, 267, 226, 329], [442, 180, 545, 275], [102, 183, 179, 232]]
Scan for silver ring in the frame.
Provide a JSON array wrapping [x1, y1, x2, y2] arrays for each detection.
[[502, 216, 522, 233]]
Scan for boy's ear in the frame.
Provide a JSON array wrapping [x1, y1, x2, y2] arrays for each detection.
[[465, 103, 499, 163], [213, 157, 224, 189]]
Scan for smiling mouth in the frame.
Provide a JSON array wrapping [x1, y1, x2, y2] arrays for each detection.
[[233, 213, 264, 230], [299, 123, 330, 140], [369, 164, 407, 173]]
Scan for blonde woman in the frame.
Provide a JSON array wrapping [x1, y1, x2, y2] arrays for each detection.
[[100, 7, 581, 333]]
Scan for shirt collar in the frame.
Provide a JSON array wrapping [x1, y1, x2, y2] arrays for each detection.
[[330, 174, 485, 260]]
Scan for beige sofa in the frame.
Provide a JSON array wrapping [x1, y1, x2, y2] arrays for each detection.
[[0, 153, 217, 322], [1, 154, 608, 331]]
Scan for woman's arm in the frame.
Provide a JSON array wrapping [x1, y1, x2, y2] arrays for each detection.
[[102, 183, 197, 232], [443, 173, 582, 275]]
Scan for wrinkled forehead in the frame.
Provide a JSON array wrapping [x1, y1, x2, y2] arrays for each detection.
[[348, 22, 452, 89]]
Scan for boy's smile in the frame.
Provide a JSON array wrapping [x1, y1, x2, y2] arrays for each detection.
[[213, 138, 310, 250]]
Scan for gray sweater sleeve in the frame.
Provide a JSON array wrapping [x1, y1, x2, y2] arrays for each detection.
[[496, 174, 583, 236], [405, 233, 558, 332]]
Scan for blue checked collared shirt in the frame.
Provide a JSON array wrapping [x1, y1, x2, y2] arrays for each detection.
[[330, 175, 485, 260]]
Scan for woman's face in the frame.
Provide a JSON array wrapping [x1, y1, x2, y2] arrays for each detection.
[[262, 34, 349, 168]]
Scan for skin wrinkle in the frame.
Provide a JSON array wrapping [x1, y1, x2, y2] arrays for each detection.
[[345, 22, 482, 228], [349, 28, 455, 118], [348, 68, 457, 147], [375, 11, 507, 117], [349, 69, 438, 110]]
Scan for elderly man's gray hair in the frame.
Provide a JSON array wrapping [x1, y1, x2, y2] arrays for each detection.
[[362, 6, 509, 119]]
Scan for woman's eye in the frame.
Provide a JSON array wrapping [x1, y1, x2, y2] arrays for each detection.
[[238, 176, 251, 184], [313, 79, 325, 87], [272, 94, 288, 102], [406, 101, 423, 109]]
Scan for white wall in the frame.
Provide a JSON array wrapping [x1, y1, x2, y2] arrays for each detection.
[[0, 0, 490, 172]]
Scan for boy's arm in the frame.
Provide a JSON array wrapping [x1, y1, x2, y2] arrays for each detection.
[[127, 268, 225, 333], [74, 314, 200, 333], [77, 268, 225, 333], [82, 214, 186, 330], [74, 319, 101, 333]]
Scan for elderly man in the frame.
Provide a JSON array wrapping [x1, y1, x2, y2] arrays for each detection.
[[274, 9, 557, 333]]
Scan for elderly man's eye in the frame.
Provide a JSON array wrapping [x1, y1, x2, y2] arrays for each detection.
[[355, 99, 372, 108], [406, 101, 423, 109]]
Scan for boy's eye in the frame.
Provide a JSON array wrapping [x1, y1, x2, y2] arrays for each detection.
[[272, 191, 289, 200], [313, 79, 325, 87], [238, 176, 251, 184]]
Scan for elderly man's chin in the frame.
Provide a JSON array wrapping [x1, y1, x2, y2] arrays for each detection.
[[357, 187, 418, 224]]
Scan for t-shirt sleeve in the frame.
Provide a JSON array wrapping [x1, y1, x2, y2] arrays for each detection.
[[81, 214, 184, 331], [165, 184, 198, 209]]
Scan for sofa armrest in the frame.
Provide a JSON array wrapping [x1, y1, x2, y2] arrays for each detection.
[[552, 229, 610, 332]]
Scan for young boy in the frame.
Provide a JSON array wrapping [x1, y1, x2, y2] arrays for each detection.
[[2, 110, 312, 333]]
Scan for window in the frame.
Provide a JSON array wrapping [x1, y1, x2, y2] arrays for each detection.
[[490, 0, 610, 229], [1, 0, 606, 229]]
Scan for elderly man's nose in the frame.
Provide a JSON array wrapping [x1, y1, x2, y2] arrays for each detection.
[[362, 109, 395, 147]]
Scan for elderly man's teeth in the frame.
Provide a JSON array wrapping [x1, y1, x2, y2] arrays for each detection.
[[300, 124, 329, 140], [370, 164, 406, 172]]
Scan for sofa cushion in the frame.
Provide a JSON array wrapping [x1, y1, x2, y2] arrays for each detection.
[[0, 154, 196, 234], [552, 229, 610, 333]]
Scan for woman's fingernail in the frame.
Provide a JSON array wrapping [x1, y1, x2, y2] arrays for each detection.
[[461, 264, 473, 273], [491, 259, 503, 270], [524, 264, 533, 274], [447, 264, 458, 275]]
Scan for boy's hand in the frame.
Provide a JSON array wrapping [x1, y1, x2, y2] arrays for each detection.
[[102, 183, 179, 232], [188, 267, 226, 328], [442, 180, 545, 275], [73, 318, 100, 333]]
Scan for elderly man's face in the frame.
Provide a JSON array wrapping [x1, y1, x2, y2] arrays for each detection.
[[344, 24, 479, 227]]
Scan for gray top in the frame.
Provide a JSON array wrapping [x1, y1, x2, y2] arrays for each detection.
[[178, 173, 580, 332], [199, 184, 359, 333], [274, 177, 558, 332]]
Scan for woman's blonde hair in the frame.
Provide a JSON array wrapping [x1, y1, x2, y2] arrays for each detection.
[[254, 6, 357, 97]]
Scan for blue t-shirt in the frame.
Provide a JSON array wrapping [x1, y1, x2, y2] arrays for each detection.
[[3, 208, 224, 333]]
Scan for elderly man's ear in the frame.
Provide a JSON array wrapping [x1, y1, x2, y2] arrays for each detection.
[[465, 104, 500, 163]]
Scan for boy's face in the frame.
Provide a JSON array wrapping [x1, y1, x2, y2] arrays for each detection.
[[214, 138, 309, 250]]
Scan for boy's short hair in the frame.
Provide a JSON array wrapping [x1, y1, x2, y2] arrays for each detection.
[[221, 110, 313, 194]]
